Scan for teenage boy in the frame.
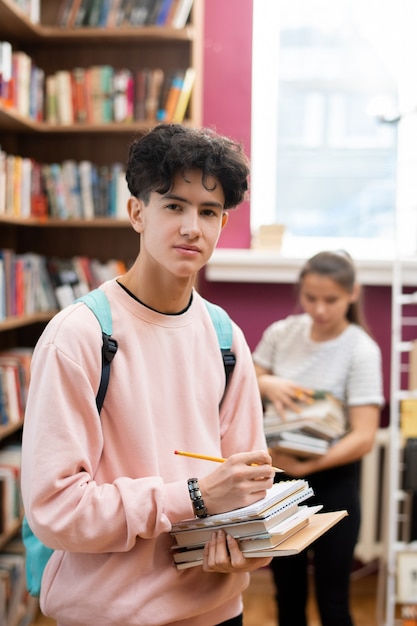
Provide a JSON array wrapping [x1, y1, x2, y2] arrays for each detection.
[[21, 124, 275, 626]]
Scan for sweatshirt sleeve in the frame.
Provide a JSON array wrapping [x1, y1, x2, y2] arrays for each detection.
[[21, 308, 190, 553]]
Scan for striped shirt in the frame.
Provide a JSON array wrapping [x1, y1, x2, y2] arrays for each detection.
[[253, 313, 384, 408]]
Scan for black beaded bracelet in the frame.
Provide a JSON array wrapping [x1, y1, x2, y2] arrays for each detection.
[[187, 477, 208, 518]]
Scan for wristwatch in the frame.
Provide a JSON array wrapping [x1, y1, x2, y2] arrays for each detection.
[[187, 478, 208, 518]]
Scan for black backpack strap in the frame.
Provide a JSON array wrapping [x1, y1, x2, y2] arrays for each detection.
[[76, 289, 118, 414], [97, 334, 118, 414], [221, 348, 237, 390]]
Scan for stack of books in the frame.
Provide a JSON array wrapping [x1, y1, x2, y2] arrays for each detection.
[[170, 479, 347, 569], [264, 391, 346, 458]]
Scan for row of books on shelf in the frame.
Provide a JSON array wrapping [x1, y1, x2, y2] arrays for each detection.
[[170, 479, 347, 569], [264, 392, 347, 458], [58, 0, 194, 29], [0, 39, 196, 125], [0, 535, 38, 626], [0, 353, 30, 433], [45, 65, 195, 125], [0, 445, 23, 536], [0, 43, 44, 122], [0, 151, 130, 220], [0, 249, 127, 321]]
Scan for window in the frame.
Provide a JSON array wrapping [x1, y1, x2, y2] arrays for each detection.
[[251, 0, 402, 258]]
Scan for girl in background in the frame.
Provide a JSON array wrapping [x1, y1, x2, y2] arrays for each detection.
[[253, 250, 384, 626]]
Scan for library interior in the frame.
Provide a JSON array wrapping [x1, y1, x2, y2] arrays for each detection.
[[0, 1, 417, 625]]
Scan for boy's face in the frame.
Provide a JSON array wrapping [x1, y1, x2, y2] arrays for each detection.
[[129, 169, 228, 280]]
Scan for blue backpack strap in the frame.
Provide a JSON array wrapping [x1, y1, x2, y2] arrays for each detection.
[[22, 516, 54, 598], [77, 288, 113, 335], [203, 299, 236, 390], [76, 289, 118, 414]]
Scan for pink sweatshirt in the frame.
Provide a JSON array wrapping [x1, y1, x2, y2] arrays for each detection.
[[21, 280, 267, 626]]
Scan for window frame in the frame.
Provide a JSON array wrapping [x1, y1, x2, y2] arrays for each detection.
[[250, 0, 399, 261]]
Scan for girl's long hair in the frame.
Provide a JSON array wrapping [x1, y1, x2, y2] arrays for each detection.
[[297, 250, 370, 332]]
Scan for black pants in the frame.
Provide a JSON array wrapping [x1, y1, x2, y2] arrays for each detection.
[[271, 463, 361, 626], [217, 614, 243, 626]]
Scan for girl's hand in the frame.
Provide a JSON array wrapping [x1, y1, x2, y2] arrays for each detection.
[[269, 449, 314, 477], [258, 374, 313, 418], [202, 530, 272, 573]]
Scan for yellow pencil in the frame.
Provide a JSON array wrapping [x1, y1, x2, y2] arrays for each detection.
[[174, 450, 283, 472]]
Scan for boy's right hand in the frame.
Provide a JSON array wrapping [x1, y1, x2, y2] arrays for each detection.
[[197, 450, 275, 516]]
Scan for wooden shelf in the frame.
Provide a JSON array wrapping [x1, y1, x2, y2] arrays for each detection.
[[0, 215, 131, 227], [0, 0, 38, 40], [0, 0, 195, 42], [0, 312, 56, 332], [38, 25, 196, 42], [0, 104, 149, 132]]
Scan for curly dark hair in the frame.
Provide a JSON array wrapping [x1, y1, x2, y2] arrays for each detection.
[[125, 124, 250, 209]]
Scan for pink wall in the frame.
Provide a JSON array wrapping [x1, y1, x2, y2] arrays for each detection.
[[203, 0, 252, 248], [201, 0, 392, 420]]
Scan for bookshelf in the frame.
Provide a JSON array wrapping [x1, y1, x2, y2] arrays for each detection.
[[0, 1, 204, 621], [0, 0, 204, 332], [377, 258, 417, 626]]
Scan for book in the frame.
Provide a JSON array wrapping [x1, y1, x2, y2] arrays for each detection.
[[11, 50, 31, 118], [175, 510, 348, 569], [78, 160, 95, 218], [55, 70, 74, 125], [234, 510, 348, 557], [73, 0, 92, 26], [0, 42, 13, 108], [170, 481, 314, 547], [172, 500, 301, 549], [264, 391, 346, 445], [0, 362, 22, 424], [129, 0, 154, 26], [172, 66, 195, 122], [0, 552, 26, 626], [62, 160, 83, 218], [0, 466, 17, 531], [145, 67, 164, 122], [135, 68, 149, 121], [87, 0, 105, 26], [173, 480, 308, 529], [160, 71, 184, 122], [239, 504, 323, 551], [0, 149, 5, 216], [97, 0, 113, 25], [45, 74, 58, 124], [155, 0, 174, 25], [113, 68, 134, 122], [172, 504, 323, 564], [71, 67, 88, 123], [63, 0, 84, 26], [58, 0, 76, 26], [106, 0, 123, 26], [171, 0, 193, 28], [269, 430, 330, 458]]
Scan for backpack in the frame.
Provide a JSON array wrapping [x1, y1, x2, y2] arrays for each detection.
[[22, 288, 236, 597]]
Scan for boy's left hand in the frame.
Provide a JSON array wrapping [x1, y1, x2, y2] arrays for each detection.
[[202, 530, 272, 573]]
